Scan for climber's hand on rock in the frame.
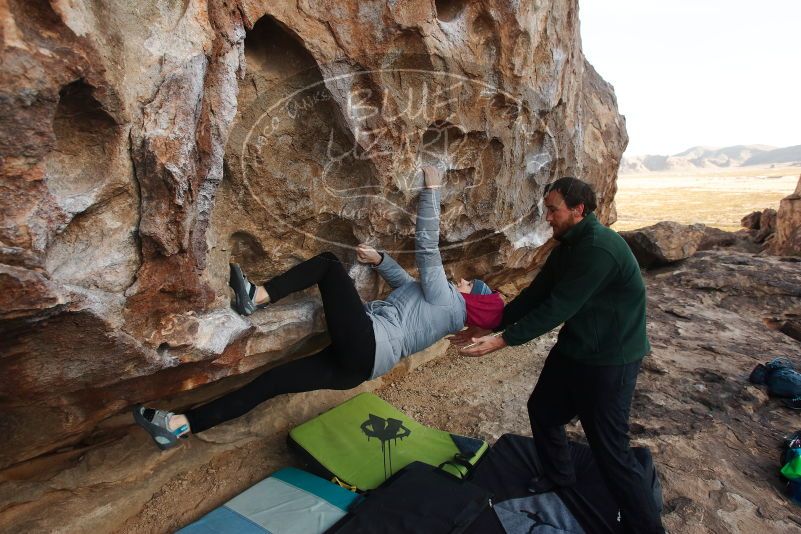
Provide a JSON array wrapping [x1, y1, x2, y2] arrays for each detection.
[[356, 243, 382, 266], [422, 165, 443, 189]]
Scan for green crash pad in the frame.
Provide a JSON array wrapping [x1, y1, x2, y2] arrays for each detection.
[[288, 392, 488, 491]]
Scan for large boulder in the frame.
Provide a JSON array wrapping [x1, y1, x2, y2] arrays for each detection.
[[769, 175, 801, 256], [0, 0, 627, 475], [754, 208, 777, 244], [620, 222, 706, 268], [741, 210, 762, 230], [697, 226, 762, 254]]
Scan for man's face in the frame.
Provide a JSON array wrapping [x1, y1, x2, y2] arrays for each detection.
[[544, 190, 584, 239]]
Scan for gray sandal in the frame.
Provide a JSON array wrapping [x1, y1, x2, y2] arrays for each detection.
[[229, 263, 268, 316], [132, 405, 188, 450]]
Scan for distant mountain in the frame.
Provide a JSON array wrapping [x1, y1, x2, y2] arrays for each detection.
[[743, 145, 801, 166], [621, 144, 801, 173]]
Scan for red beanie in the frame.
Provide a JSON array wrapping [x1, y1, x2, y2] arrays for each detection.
[[462, 291, 504, 330]]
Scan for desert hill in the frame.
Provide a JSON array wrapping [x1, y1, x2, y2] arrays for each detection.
[[622, 144, 801, 173]]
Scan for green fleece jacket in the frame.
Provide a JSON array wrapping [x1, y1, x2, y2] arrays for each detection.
[[500, 213, 650, 365]]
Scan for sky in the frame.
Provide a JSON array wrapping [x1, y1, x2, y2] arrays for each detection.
[[579, 0, 801, 156]]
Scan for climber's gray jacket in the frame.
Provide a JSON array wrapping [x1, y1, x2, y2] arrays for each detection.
[[366, 188, 467, 379]]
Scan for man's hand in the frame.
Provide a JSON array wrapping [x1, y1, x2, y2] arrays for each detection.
[[448, 325, 491, 347], [421, 164, 443, 189], [459, 332, 508, 357], [356, 243, 382, 266]]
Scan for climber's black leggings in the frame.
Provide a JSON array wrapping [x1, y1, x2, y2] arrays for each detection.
[[186, 252, 375, 433]]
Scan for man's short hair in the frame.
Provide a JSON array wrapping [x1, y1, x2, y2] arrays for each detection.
[[543, 177, 597, 216]]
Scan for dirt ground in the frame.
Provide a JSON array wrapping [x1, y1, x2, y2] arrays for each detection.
[[613, 165, 800, 231]]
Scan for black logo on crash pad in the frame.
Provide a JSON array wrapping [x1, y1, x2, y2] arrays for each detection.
[[361, 414, 411, 480]]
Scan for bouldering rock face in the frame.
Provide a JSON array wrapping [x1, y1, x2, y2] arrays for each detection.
[[770, 175, 801, 256], [620, 221, 706, 268], [0, 0, 627, 471]]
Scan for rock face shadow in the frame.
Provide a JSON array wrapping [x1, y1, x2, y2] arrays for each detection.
[[43, 80, 139, 291], [435, 0, 470, 22], [46, 80, 118, 211]]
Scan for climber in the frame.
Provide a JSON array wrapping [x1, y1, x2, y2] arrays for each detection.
[[133, 165, 504, 449]]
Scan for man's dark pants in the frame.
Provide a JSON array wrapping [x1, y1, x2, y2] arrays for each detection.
[[528, 351, 664, 534]]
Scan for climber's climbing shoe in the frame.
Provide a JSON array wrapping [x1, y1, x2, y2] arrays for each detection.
[[132, 405, 188, 451], [229, 263, 268, 316]]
